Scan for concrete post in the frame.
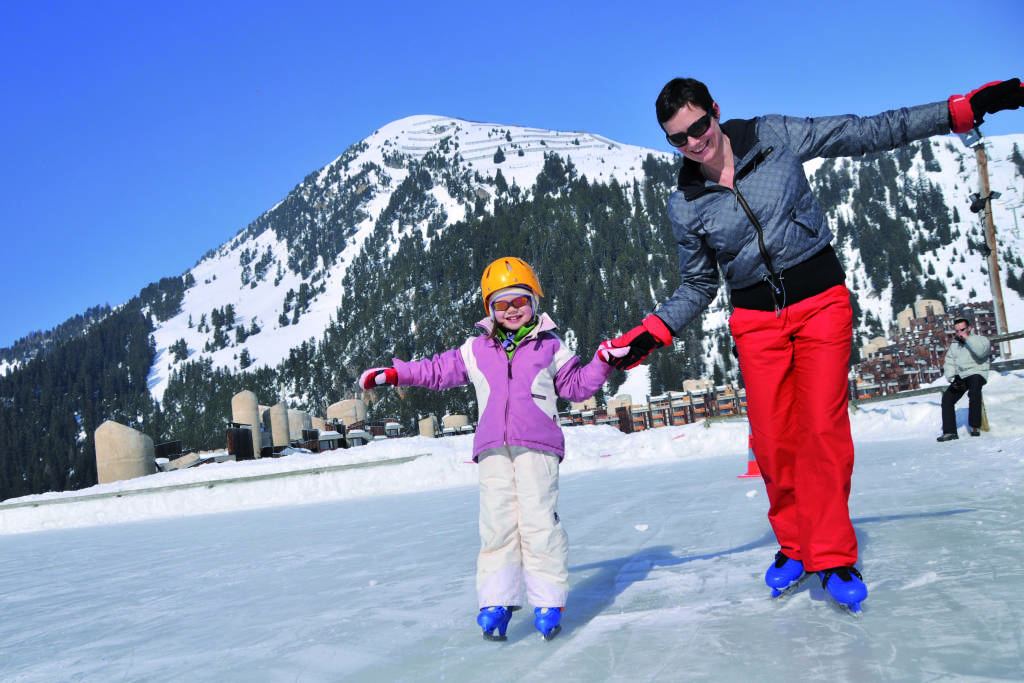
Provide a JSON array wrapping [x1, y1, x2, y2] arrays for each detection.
[[418, 415, 439, 438], [95, 420, 156, 484], [231, 390, 261, 432], [442, 414, 469, 430], [288, 409, 312, 441], [268, 402, 290, 449], [327, 399, 367, 427]]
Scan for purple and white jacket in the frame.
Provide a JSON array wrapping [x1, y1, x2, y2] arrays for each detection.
[[392, 313, 613, 461]]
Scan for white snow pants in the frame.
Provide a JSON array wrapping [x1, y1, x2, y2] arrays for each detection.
[[476, 449, 568, 609]]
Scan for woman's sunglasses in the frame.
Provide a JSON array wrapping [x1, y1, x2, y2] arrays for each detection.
[[492, 295, 532, 312], [665, 110, 714, 147]]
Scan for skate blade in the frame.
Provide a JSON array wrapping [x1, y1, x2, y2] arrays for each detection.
[[482, 632, 508, 642], [769, 572, 808, 599], [540, 625, 561, 641], [836, 599, 863, 615], [820, 590, 865, 616]]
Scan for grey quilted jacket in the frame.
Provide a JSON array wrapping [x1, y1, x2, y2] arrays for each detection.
[[653, 101, 951, 333]]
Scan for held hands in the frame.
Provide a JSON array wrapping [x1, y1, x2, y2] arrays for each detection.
[[951, 374, 966, 393], [358, 367, 398, 390], [597, 314, 674, 370], [949, 78, 1024, 133]]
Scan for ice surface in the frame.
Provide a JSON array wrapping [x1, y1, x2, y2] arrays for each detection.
[[1, 372, 1022, 680]]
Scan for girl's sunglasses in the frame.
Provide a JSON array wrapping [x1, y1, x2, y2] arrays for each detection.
[[492, 295, 532, 312], [665, 110, 713, 147]]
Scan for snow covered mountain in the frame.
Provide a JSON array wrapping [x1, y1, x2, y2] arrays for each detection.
[[811, 135, 1024, 344], [2, 115, 1023, 503], [146, 115, 670, 400], [143, 117, 1024, 405]]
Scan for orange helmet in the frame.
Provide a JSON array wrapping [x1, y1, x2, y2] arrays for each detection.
[[481, 257, 544, 313]]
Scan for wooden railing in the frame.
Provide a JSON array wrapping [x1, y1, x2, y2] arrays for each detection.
[[990, 330, 1024, 343]]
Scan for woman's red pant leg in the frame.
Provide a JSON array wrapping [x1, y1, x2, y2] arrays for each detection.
[[789, 286, 857, 570], [730, 305, 802, 562], [730, 285, 858, 571]]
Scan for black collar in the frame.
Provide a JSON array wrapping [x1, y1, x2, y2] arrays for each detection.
[[677, 117, 760, 199]]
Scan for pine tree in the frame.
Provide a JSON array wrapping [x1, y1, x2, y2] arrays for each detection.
[[494, 169, 508, 195], [1011, 143, 1024, 178]]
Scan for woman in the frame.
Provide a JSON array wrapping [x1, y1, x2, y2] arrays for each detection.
[[598, 76, 1022, 611]]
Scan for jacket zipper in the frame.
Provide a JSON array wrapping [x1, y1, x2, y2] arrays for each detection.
[[730, 147, 783, 315], [504, 357, 512, 445], [734, 189, 783, 316], [733, 189, 777, 276], [499, 324, 538, 446]]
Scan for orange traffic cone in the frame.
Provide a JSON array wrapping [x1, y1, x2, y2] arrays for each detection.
[[737, 430, 761, 478]]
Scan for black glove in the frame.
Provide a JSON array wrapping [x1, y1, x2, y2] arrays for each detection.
[[951, 374, 966, 392], [949, 78, 1024, 133]]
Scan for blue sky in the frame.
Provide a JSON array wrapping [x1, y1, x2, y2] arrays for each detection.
[[1, 0, 1022, 349]]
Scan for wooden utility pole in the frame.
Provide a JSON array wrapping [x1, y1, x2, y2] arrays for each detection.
[[972, 142, 1012, 358]]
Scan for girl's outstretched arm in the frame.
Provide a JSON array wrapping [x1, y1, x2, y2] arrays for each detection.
[[554, 350, 615, 402], [393, 348, 471, 391]]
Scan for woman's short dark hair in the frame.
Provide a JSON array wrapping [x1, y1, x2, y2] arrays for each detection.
[[656, 78, 714, 125]]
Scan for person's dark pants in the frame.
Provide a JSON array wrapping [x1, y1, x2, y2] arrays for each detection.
[[941, 374, 987, 434]]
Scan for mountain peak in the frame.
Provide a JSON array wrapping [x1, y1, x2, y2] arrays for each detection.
[[144, 117, 673, 400]]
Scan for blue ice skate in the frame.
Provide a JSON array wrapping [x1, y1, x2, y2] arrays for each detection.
[[477, 606, 515, 641], [818, 566, 867, 613], [765, 551, 805, 597], [534, 607, 563, 640]]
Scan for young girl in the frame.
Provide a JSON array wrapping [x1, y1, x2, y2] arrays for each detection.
[[359, 256, 613, 640]]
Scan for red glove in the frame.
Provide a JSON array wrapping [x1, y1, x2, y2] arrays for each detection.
[[358, 367, 398, 390], [949, 78, 1024, 133], [598, 314, 674, 370]]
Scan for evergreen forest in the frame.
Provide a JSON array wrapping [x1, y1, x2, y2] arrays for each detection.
[[2, 138, 1022, 501]]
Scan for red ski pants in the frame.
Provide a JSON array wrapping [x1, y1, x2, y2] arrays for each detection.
[[729, 285, 857, 571]]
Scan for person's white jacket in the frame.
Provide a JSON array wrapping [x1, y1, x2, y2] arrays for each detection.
[[943, 334, 991, 382]]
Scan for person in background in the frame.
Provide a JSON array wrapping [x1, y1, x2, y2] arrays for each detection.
[[359, 257, 613, 640], [597, 76, 1023, 612], [937, 317, 991, 441]]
